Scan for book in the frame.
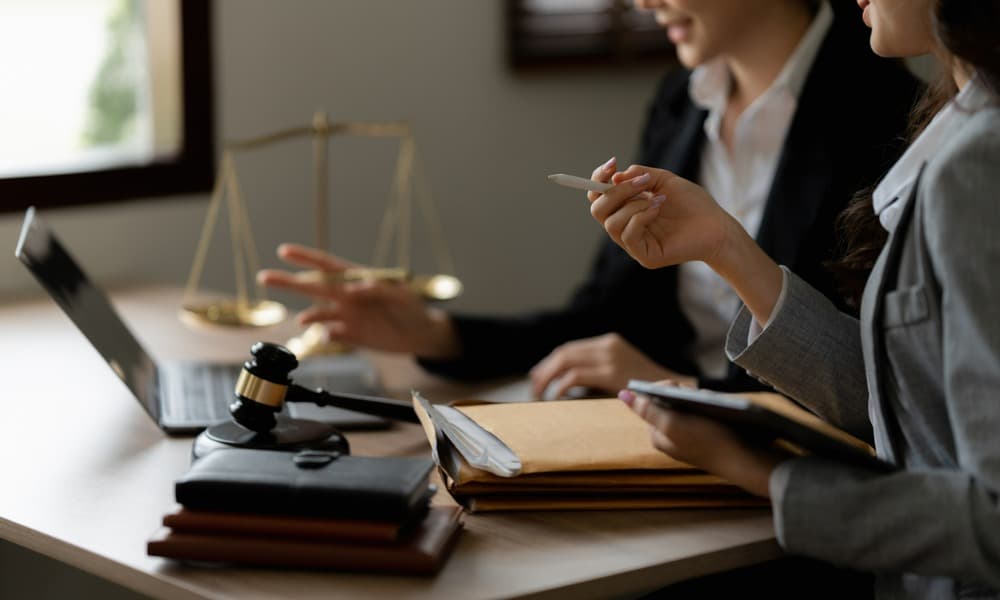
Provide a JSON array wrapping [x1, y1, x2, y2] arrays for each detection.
[[148, 505, 463, 574], [161, 508, 406, 542]]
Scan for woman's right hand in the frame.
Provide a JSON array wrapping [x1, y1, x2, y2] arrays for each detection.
[[257, 244, 462, 359], [589, 164, 740, 270], [590, 163, 786, 327]]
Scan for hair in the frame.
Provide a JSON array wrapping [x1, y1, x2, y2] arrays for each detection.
[[830, 0, 1000, 309]]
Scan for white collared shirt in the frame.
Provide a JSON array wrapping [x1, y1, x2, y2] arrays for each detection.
[[677, 1, 833, 379], [873, 75, 990, 232]]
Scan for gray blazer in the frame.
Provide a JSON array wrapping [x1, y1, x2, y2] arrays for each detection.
[[725, 106, 1000, 599]]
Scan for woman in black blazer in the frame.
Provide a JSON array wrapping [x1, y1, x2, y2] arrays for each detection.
[[260, 0, 920, 397]]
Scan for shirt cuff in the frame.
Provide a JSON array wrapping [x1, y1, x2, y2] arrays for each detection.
[[747, 266, 790, 344]]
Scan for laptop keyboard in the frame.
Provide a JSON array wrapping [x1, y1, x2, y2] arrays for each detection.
[[159, 355, 383, 427], [160, 363, 240, 425]]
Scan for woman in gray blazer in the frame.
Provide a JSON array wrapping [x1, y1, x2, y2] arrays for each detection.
[[593, 0, 1000, 598]]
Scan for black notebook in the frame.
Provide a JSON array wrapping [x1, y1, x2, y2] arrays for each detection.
[[175, 449, 435, 521]]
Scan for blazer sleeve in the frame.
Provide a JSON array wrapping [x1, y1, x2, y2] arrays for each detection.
[[766, 116, 1000, 586], [419, 70, 694, 383], [724, 269, 872, 441], [416, 241, 633, 381]]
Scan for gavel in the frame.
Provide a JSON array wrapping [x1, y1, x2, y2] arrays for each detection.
[[230, 341, 419, 434]]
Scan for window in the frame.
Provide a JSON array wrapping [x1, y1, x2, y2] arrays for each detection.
[[0, 0, 213, 212], [507, 0, 675, 69]]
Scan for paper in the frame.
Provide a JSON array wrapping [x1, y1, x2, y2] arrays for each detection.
[[412, 391, 522, 477], [455, 399, 691, 475]]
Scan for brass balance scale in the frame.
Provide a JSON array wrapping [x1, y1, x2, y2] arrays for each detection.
[[179, 111, 461, 357]]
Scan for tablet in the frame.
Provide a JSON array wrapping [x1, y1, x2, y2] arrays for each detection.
[[626, 380, 895, 472]]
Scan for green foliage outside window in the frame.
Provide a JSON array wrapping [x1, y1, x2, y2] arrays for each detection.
[[83, 0, 140, 147]]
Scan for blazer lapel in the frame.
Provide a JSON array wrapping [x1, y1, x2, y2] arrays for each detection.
[[660, 104, 707, 180], [755, 6, 853, 268], [753, 21, 841, 266], [860, 164, 925, 464], [755, 130, 834, 262], [641, 75, 707, 180], [640, 80, 708, 328]]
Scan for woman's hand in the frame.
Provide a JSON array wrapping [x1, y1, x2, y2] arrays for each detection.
[[589, 162, 786, 327], [590, 164, 739, 270], [586, 156, 618, 203], [257, 244, 461, 359], [619, 387, 787, 498], [528, 333, 695, 399]]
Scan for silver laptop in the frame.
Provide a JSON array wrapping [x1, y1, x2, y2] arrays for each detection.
[[14, 207, 388, 434]]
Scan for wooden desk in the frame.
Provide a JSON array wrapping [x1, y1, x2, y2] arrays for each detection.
[[0, 287, 780, 599]]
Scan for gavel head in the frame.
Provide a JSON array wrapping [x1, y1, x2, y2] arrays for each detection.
[[230, 342, 299, 433]]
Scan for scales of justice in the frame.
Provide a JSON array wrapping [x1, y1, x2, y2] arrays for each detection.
[[179, 110, 461, 358]]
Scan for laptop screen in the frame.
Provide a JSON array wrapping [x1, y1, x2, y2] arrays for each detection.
[[14, 207, 161, 421]]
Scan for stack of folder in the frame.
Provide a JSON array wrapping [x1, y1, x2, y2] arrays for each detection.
[[412, 394, 770, 512], [147, 448, 462, 574]]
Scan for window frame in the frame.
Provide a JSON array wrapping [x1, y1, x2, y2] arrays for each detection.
[[506, 0, 676, 71], [0, 0, 214, 213]]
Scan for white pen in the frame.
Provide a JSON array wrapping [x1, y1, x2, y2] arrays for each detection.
[[547, 173, 613, 193]]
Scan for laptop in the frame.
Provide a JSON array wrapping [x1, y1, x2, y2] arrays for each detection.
[[14, 206, 388, 434]]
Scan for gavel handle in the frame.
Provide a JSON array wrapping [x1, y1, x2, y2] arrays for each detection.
[[285, 384, 420, 423]]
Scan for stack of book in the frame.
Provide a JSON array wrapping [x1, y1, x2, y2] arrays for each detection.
[[147, 448, 462, 574], [412, 393, 769, 512]]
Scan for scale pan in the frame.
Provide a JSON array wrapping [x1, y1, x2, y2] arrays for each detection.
[[180, 299, 287, 328], [412, 274, 463, 301], [309, 269, 463, 301]]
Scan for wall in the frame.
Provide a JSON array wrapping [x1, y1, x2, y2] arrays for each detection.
[[0, 0, 664, 318]]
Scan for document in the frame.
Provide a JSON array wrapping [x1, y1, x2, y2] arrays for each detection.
[[411, 394, 768, 512]]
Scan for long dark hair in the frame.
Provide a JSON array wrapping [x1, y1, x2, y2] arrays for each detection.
[[831, 0, 1000, 308]]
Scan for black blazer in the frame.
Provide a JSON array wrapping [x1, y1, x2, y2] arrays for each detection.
[[421, 7, 921, 391]]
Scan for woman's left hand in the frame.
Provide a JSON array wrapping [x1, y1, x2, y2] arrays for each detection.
[[619, 388, 788, 498], [528, 333, 696, 400]]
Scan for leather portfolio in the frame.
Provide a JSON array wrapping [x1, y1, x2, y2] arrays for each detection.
[[175, 448, 434, 521], [148, 505, 463, 574]]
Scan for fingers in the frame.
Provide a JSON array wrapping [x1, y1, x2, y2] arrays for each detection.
[[612, 164, 647, 183], [587, 156, 617, 202], [257, 268, 342, 299], [627, 392, 674, 433], [602, 196, 663, 247], [548, 368, 593, 400], [590, 168, 654, 222], [529, 341, 599, 399], [653, 376, 697, 389], [342, 278, 423, 306], [649, 427, 680, 457], [259, 262, 421, 305], [619, 204, 665, 264], [535, 365, 611, 400], [295, 306, 361, 344], [297, 304, 342, 327], [529, 351, 568, 399], [276, 243, 356, 272]]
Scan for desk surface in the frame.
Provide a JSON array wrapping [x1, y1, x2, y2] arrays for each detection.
[[0, 287, 779, 600]]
